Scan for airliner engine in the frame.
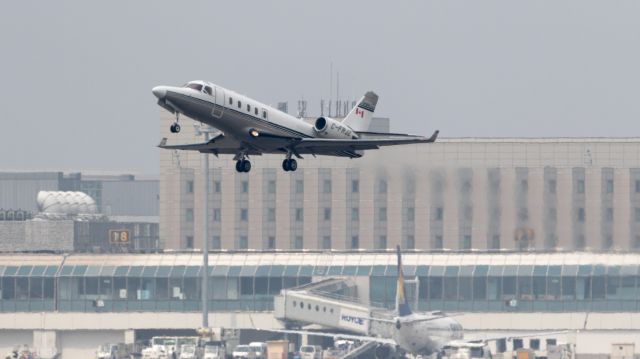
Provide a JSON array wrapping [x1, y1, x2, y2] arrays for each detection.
[[313, 117, 358, 139]]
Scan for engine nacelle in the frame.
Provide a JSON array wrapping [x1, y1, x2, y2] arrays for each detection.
[[313, 117, 358, 139]]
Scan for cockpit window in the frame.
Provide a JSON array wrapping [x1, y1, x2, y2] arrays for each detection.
[[185, 83, 203, 91], [204, 86, 212, 95]]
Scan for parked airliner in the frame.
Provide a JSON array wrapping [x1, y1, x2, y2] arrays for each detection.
[[152, 81, 438, 172], [271, 246, 566, 358]]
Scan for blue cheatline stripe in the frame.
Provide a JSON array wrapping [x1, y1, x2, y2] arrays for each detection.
[[169, 92, 313, 139]]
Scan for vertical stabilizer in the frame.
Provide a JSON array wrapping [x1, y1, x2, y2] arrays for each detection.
[[342, 91, 378, 132], [395, 245, 413, 317]]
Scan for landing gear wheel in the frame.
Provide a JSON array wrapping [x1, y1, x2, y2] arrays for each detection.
[[241, 160, 251, 173], [282, 159, 298, 172], [236, 160, 251, 173], [170, 123, 181, 133]]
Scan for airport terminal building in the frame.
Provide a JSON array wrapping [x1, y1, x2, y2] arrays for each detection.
[[160, 111, 640, 252], [0, 251, 639, 357]]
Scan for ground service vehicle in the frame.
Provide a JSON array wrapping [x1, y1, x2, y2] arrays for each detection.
[[249, 343, 267, 358], [204, 344, 226, 359], [232, 345, 253, 359], [97, 343, 128, 359], [299, 345, 322, 359]]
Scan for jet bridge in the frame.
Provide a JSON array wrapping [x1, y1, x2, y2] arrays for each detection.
[[273, 277, 389, 336]]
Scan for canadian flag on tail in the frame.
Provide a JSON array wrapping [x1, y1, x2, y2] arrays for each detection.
[[342, 91, 378, 132]]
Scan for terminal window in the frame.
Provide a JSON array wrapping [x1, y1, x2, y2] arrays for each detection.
[[323, 180, 332, 193], [213, 209, 221, 222], [186, 209, 194, 222], [378, 180, 387, 194], [351, 208, 359, 221], [406, 207, 415, 221], [241, 181, 249, 193], [267, 180, 276, 194], [606, 179, 614, 193], [186, 181, 194, 194], [295, 208, 303, 221], [240, 209, 248, 221], [295, 180, 304, 193], [605, 208, 614, 221], [379, 207, 387, 221], [350, 236, 359, 249], [322, 236, 331, 249], [351, 180, 359, 193], [239, 236, 248, 249], [435, 207, 444, 221], [214, 181, 221, 193], [323, 208, 331, 221], [267, 236, 275, 249], [267, 208, 276, 222]]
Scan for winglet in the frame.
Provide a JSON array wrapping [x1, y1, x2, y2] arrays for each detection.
[[395, 245, 413, 317], [158, 137, 168, 148]]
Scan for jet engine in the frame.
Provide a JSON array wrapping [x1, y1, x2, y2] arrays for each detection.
[[313, 117, 358, 139]]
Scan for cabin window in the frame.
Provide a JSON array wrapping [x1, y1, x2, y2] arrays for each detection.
[[229, 97, 233, 105], [262, 110, 267, 119], [204, 86, 212, 95], [247, 104, 251, 112], [238, 101, 242, 109], [254, 107, 258, 115]]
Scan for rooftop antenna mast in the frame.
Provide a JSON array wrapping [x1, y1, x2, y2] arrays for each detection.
[[329, 62, 333, 117]]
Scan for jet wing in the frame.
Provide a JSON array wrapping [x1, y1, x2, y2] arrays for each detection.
[[158, 135, 261, 155], [292, 130, 439, 157], [260, 328, 397, 346]]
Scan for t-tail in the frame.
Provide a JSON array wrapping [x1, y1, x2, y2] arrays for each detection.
[[341, 91, 378, 132], [395, 245, 413, 317]]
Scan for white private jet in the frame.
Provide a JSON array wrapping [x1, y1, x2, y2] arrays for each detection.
[[152, 81, 438, 172], [269, 246, 567, 358]]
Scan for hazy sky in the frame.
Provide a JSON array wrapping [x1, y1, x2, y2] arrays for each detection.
[[2, 1, 639, 174]]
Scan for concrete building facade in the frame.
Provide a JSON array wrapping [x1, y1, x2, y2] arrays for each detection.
[[160, 111, 640, 252]]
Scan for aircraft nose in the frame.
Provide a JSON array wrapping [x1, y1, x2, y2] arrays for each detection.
[[152, 86, 167, 99]]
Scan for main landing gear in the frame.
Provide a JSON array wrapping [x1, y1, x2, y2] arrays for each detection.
[[170, 113, 181, 133], [235, 159, 252, 173], [282, 158, 297, 172]]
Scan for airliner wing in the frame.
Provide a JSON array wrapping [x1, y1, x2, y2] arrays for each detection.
[[461, 330, 570, 344], [261, 329, 396, 346], [293, 130, 438, 157]]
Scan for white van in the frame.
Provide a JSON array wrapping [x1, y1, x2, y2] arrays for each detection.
[[249, 342, 267, 358], [299, 345, 323, 359]]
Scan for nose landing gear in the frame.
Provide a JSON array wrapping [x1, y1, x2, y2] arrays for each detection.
[[170, 113, 181, 133]]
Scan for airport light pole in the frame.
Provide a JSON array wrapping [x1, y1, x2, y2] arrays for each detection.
[[196, 124, 213, 328]]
